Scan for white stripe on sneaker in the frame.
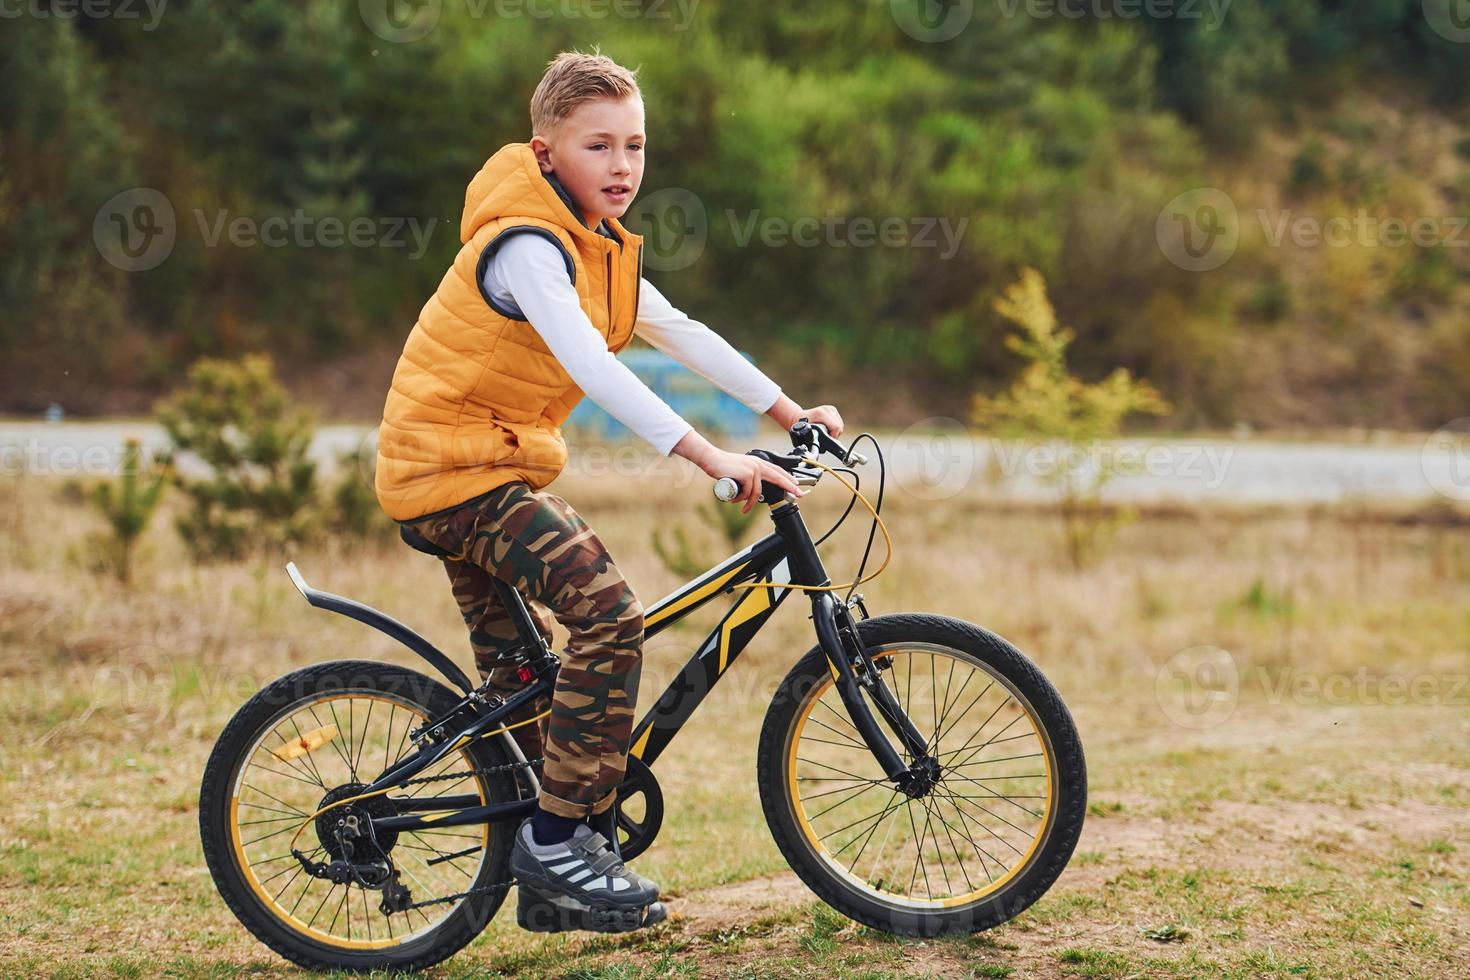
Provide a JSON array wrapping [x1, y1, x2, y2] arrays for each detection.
[[566, 868, 593, 883], [548, 860, 583, 873]]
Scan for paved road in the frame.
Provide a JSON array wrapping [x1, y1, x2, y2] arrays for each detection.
[[1, 420, 1462, 505]]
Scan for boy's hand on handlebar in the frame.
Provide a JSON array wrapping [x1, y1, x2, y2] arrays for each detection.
[[701, 449, 805, 514], [796, 404, 844, 438]]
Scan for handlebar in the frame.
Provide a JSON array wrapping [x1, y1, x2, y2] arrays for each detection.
[[711, 418, 866, 505]]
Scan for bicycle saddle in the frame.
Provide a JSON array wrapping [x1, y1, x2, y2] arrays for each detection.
[[398, 522, 458, 560]]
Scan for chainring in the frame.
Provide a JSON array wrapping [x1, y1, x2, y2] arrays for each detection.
[[609, 754, 663, 862]]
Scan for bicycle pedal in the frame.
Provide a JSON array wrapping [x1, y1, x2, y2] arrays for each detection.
[[516, 884, 666, 934]]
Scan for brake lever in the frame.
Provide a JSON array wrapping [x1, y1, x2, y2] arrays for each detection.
[[796, 418, 865, 466]]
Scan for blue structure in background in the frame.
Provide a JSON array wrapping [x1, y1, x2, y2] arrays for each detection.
[[566, 348, 762, 442]]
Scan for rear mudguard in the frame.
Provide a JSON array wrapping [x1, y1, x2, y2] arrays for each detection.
[[285, 561, 476, 695]]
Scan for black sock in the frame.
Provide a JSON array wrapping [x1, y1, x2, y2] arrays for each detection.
[[530, 805, 581, 846]]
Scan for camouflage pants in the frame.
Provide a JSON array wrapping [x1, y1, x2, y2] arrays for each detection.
[[400, 481, 645, 819]]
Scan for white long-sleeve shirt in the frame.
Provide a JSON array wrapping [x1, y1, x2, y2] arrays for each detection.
[[481, 232, 783, 456]]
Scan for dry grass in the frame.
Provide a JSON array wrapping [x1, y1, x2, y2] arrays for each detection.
[[1, 456, 1467, 977]]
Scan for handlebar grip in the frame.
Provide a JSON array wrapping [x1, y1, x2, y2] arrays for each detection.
[[713, 476, 741, 502]]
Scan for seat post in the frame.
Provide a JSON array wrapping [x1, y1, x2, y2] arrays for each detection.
[[489, 577, 559, 672]]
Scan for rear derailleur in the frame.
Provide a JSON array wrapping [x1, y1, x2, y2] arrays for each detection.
[[291, 811, 414, 915]]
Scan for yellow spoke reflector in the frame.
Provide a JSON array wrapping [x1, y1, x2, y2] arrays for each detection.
[[271, 724, 340, 762]]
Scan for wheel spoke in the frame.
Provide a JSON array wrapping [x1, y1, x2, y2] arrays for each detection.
[[227, 690, 495, 951], [806, 781, 884, 822], [795, 756, 885, 784], [804, 713, 869, 748], [790, 645, 1054, 908]]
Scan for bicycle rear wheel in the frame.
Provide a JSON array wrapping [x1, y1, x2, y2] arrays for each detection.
[[199, 660, 523, 971], [757, 613, 1086, 936]]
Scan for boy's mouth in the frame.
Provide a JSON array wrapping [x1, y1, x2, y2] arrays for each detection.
[[602, 184, 631, 204]]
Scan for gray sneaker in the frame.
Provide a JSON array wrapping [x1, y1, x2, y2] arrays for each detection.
[[586, 806, 659, 895], [510, 819, 660, 911]]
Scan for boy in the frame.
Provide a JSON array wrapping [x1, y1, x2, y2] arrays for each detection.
[[374, 49, 843, 933]]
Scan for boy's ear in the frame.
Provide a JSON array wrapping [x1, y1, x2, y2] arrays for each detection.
[[530, 135, 554, 173]]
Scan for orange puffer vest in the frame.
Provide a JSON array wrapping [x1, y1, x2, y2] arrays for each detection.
[[375, 142, 644, 521]]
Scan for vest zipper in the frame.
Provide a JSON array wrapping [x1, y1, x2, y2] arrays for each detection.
[[605, 249, 614, 333], [630, 243, 643, 331]]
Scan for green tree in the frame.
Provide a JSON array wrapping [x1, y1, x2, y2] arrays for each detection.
[[88, 438, 171, 585], [972, 268, 1170, 569]]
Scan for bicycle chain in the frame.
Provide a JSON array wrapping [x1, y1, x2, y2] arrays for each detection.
[[388, 756, 541, 913]]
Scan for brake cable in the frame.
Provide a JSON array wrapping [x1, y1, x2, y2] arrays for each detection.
[[839, 433, 885, 607], [730, 453, 893, 596]]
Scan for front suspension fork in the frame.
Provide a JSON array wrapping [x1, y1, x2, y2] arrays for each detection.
[[811, 593, 931, 785]]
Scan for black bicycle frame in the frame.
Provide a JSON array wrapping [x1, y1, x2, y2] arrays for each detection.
[[285, 495, 931, 836]]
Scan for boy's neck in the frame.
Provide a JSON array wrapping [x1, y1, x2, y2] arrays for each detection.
[[542, 169, 612, 236]]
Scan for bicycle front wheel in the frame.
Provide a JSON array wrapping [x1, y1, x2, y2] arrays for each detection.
[[757, 613, 1086, 936]]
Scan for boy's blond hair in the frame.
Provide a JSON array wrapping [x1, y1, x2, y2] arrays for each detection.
[[530, 48, 641, 139]]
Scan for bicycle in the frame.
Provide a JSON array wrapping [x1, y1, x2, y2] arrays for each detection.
[[198, 418, 1087, 971]]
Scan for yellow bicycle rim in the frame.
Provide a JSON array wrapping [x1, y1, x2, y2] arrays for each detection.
[[785, 645, 1055, 909], [228, 693, 493, 949]]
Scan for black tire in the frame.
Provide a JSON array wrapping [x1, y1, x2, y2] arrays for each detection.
[[199, 660, 524, 972], [757, 613, 1086, 937]]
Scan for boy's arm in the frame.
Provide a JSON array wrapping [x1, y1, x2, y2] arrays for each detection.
[[633, 278, 801, 428], [487, 234, 694, 457]]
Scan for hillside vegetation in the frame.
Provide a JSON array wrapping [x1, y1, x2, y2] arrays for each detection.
[[3, 2, 1468, 427]]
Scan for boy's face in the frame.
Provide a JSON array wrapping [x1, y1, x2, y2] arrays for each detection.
[[531, 95, 645, 230]]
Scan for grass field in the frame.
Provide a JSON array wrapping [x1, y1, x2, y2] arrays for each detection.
[[2, 454, 1467, 978]]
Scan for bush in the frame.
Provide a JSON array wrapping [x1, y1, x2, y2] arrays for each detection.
[[155, 354, 319, 561]]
